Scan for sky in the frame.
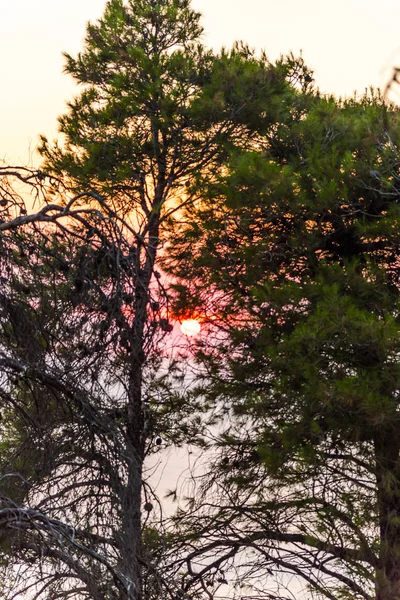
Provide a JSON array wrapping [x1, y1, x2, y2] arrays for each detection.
[[1, 0, 400, 165]]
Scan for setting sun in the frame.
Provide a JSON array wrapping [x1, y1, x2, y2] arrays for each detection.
[[180, 319, 201, 337]]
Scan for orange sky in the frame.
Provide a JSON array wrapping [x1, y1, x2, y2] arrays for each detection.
[[1, 0, 400, 164]]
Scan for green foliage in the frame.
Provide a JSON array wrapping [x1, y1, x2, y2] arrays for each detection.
[[39, 0, 211, 197], [166, 87, 400, 598]]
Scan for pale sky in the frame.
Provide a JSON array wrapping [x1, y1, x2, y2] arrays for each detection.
[[1, 0, 400, 164]]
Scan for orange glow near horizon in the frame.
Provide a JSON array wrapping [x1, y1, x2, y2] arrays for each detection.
[[180, 319, 201, 337]]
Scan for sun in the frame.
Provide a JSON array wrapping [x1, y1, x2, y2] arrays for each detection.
[[180, 319, 201, 337]]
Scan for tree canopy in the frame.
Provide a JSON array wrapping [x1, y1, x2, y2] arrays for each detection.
[[165, 92, 400, 600]]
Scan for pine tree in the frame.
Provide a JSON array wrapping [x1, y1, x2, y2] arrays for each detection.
[[0, 1, 301, 598], [166, 91, 400, 599]]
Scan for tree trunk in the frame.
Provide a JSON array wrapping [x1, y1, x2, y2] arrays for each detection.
[[119, 214, 161, 599], [375, 434, 400, 600]]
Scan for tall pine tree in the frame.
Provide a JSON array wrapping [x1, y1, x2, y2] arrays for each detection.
[[166, 92, 400, 600], [0, 1, 303, 598]]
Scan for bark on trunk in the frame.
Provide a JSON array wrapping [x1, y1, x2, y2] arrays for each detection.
[[375, 435, 400, 600], [119, 211, 161, 599], [118, 115, 165, 598]]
